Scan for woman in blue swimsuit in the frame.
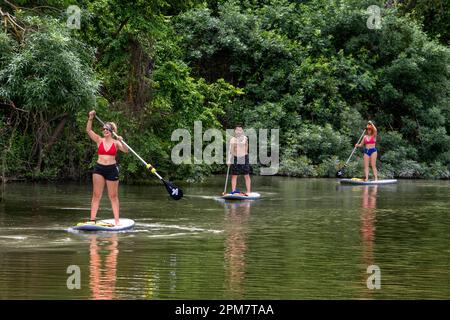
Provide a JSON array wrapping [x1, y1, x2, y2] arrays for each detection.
[[356, 121, 378, 181]]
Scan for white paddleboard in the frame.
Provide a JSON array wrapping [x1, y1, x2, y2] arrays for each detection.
[[222, 192, 261, 200], [340, 178, 397, 185], [70, 218, 135, 231]]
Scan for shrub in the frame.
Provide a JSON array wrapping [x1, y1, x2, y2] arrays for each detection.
[[397, 160, 425, 178], [279, 156, 317, 178]]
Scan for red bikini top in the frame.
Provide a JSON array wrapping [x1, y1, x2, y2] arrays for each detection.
[[365, 135, 376, 144], [98, 141, 117, 156]]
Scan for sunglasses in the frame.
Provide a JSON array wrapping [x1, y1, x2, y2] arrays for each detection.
[[102, 127, 112, 132]]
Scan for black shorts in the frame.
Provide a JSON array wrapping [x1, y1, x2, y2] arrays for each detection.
[[93, 163, 119, 181], [231, 155, 251, 175]]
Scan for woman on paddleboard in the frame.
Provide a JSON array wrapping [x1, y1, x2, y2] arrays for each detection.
[[86, 110, 128, 226], [227, 124, 252, 196], [355, 121, 378, 181]]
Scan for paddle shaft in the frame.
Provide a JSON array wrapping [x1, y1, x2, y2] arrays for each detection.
[[224, 165, 230, 194], [344, 129, 366, 166], [95, 115, 163, 180], [223, 153, 233, 194]]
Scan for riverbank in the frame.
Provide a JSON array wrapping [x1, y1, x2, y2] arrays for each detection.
[[2, 160, 450, 184]]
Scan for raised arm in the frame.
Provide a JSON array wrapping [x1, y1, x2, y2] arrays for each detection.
[[368, 121, 377, 137], [86, 110, 100, 143], [115, 136, 129, 153]]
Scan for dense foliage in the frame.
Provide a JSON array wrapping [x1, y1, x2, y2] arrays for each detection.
[[1, 0, 449, 182]]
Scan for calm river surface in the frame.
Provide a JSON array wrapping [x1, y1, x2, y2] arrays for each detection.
[[0, 177, 449, 299]]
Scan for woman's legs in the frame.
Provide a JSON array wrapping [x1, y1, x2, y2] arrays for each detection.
[[370, 152, 378, 181], [91, 174, 105, 221], [363, 154, 370, 181], [106, 180, 120, 225]]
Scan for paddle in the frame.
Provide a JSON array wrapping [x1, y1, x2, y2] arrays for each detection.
[[222, 164, 231, 196], [95, 115, 183, 200], [336, 129, 366, 178], [222, 152, 233, 195]]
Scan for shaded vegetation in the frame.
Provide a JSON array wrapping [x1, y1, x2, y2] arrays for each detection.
[[1, 0, 449, 182]]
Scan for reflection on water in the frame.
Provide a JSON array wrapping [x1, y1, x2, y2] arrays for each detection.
[[361, 186, 377, 262], [89, 234, 118, 300], [0, 178, 450, 299], [223, 201, 252, 299], [360, 186, 377, 299]]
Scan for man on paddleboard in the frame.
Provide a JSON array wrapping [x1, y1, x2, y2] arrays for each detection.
[[227, 124, 252, 196]]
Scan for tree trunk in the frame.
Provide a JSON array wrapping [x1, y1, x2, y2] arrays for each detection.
[[127, 39, 154, 110], [1, 113, 18, 183], [35, 114, 68, 174]]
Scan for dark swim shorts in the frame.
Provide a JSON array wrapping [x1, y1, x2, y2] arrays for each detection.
[[93, 163, 119, 181], [231, 155, 251, 175], [364, 147, 378, 157]]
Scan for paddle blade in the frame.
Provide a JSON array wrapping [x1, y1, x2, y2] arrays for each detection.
[[163, 180, 183, 200], [336, 163, 348, 178]]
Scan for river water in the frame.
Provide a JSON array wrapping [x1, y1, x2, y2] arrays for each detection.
[[0, 177, 449, 299]]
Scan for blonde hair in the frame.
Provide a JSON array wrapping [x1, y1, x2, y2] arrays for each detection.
[[105, 122, 117, 133]]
